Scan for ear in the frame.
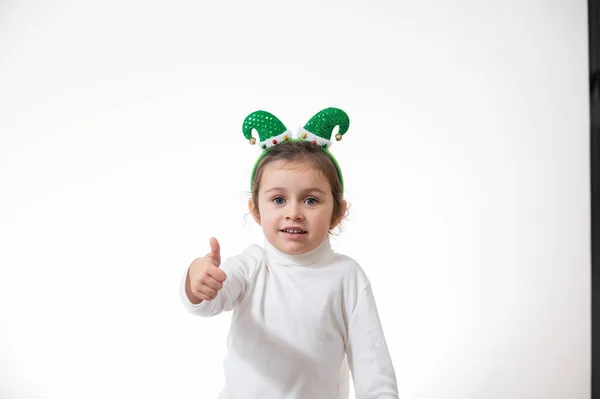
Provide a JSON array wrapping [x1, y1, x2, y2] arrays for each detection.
[[248, 199, 261, 226], [329, 200, 347, 230]]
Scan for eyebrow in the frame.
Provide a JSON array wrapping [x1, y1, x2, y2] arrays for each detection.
[[263, 187, 327, 195]]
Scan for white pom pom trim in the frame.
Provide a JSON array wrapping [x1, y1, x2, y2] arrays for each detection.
[[257, 130, 293, 150], [296, 128, 332, 148]]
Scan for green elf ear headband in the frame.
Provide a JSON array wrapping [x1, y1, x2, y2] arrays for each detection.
[[243, 107, 350, 192]]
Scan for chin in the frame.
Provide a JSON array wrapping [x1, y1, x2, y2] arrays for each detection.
[[266, 229, 327, 255], [277, 241, 315, 255], [276, 244, 303, 255]]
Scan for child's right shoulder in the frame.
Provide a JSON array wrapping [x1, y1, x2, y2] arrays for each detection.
[[238, 243, 264, 264], [214, 244, 264, 285], [220, 243, 264, 274]]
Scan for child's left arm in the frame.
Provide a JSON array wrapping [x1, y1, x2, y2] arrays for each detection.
[[346, 283, 399, 399]]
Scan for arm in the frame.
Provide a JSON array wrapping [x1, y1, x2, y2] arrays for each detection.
[[346, 284, 399, 399], [179, 255, 249, 317]]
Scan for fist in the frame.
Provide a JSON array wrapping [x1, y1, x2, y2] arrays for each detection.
[[187, 237, 227, 302]]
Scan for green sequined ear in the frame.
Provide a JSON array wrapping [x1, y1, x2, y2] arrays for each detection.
[[242, 110, 291, 149], [298, 107, 350, 148], [304, 107, 350, 140]]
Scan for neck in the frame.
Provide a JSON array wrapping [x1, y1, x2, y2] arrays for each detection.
[[263, 237, 334, 267]]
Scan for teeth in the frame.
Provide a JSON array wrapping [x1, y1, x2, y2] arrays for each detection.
[[283, 229, 304, 234]]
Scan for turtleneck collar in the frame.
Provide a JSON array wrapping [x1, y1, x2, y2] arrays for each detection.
[[263, 237, 334, 267]]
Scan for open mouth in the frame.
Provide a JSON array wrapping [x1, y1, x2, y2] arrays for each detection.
[[280, 228, 307, 234]]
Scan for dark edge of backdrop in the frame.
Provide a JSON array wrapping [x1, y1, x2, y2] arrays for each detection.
[[590, 0, 599, 397]]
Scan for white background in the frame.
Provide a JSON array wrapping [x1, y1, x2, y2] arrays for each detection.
[[0, 1, 590, 398]]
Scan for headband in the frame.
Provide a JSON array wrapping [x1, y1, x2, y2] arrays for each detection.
[[242, 107, 350, 193]]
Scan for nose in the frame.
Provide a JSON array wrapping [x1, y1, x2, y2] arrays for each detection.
[[285, 201, 304, 221]]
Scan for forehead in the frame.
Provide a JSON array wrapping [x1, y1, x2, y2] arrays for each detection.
[[259, 159, 330, 192]]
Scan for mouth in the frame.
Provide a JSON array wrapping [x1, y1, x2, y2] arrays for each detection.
[[280, 228, 308, 235]]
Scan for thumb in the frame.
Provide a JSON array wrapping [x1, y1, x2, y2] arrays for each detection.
[[208, 237, 221, 266]]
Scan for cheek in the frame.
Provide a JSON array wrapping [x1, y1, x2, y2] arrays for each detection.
[[316, 208, 335, 227], [258, 205, 278, 224]]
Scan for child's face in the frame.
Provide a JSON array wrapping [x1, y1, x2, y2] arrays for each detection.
[[249, 159, 345, 255]]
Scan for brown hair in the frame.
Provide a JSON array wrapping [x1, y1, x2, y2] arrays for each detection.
[[251, 141, 345, 229]]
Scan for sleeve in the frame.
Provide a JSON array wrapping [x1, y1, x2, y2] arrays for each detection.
[[179, 245, 261, 317], [336, 353, 350, 399], [345, 284, 399, 399]]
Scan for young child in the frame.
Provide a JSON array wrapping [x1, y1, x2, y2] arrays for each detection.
[[180, 108, 399, 398]]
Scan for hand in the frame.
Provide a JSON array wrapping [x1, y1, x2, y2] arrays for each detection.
[[187, 237, 227, 302]]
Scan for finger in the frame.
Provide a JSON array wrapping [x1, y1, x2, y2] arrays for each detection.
[[202, 275, 224, 291], [194, 284, 217, 299], [207, 263, 227, 283], [196, 291, 215, 302], [208, 237, 221, 266]]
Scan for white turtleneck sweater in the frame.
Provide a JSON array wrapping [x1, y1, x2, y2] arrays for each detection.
[[180, 238, 398, 399]]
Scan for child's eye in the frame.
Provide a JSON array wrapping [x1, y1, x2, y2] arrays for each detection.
[[304, 197, 319, 206], [272, 197, 286, 205]]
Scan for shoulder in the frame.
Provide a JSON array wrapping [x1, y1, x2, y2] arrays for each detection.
[[221, 243, 263, 262], [220, 243, 264, 278], [330, 252, 371, 292], [238, 243, 264, 263], [330, 252, 374, 328]]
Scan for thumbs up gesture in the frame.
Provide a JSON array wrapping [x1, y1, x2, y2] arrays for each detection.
[[186, 237, 227, 303]]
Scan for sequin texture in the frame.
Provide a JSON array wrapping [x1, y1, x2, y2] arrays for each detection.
[[303, 108, 350, 141], [242, 111, 288, 143]]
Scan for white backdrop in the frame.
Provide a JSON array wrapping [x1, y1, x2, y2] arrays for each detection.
[[0, 1, 590, 398]]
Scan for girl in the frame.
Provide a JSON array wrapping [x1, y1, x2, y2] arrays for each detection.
[[180, 108, 399, 398]]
